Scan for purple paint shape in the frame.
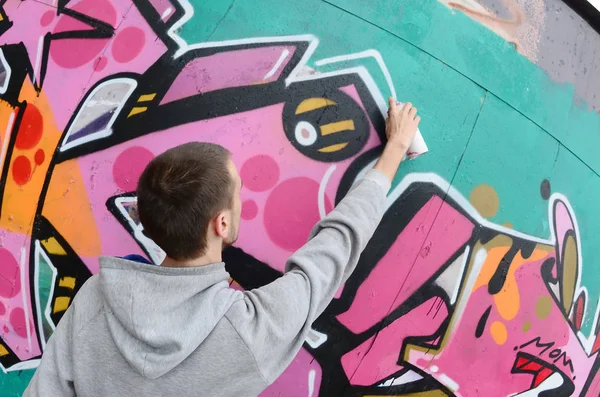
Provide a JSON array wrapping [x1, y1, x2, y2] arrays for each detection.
[[66, 111, 114, 143], [160, 46, 296, 105]]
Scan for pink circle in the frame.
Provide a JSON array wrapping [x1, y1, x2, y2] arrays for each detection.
[[93, 56, 108, 72], [240, 155, 280, 192], [112, 146, 154, 192], [10, 308, 28, 338], [264, 177, 332, 251], [112, 27, 146, 63], [40, 10, 55, 27], [0, 301, 5, 316], [0, 249, 20, 298], [241, 200, 258, 220], [51, 0, 116, 68]]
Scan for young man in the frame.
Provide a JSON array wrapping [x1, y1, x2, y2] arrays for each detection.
[[24, 98, 420, 396]]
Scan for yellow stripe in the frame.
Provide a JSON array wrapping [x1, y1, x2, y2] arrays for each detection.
[[320, 120, 355, 136], [295, 98, 336, 114], [137, 93, 156, 102], [0, 15, 3, 22], [318, 142, 348, 153], [59, 277, 77, 290], [53, 297, 71, 313], [0, 344, 9, 357], [41, 237, 67, 256], [128, 107, 147, 117]]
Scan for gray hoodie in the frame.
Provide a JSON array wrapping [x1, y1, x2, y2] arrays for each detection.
[[23, 169, 391, 397]]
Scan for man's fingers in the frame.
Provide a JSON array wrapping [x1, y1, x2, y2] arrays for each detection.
[[415, 116, 421, 124], [402, 102, 412, 114], [409, 107, 417, 118], [388, 97, 396, 112]]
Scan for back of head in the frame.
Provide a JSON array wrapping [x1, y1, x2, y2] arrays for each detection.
[[136, 142, 233, 260]]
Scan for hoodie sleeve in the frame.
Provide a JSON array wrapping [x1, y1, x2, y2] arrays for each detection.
[[22, 305, 76, 397], [225, 168, 391, 384]]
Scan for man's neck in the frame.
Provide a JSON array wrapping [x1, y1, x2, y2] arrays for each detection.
[[161, 249, 222, 268]]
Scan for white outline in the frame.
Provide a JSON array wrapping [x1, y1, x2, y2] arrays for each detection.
[[0, 359, 40, 374], [33, 239, 60, 354], [315, 50, 397, 99], [35, 240, 59, 334], [263, 49, 290, 80], [318, 166, 337, 220], [33, 36, 44, 86], [589, 0, 600, 12], [0, 110, 16, 179], [450, 246, 470, 305], [60, 78, 138, 152], [20, 246, 32, 351], [295, 121, 318, 147], [0, 49, 11, 94], [114, 196, 166, 264]]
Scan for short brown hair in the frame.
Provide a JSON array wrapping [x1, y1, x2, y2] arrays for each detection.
[[136, 142, 233, 260]]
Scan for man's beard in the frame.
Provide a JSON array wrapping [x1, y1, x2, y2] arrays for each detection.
[[222, 228, 238, 250]]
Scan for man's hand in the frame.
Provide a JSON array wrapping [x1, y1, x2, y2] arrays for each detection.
[[385, 98, 420, 151], [373, 97, 421, 184]]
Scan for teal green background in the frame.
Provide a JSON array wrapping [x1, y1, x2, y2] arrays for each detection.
[[4, 0, 600, 395]]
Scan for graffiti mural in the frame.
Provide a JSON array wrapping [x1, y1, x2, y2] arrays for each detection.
[[2, 0, 600, 396]]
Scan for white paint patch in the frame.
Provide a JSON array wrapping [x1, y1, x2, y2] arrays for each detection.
[[308, 369, 316, 397], [0, 49, 11, 94], [390, 370, 423, 386], [306, 328, 328, 348], [264, 49, 290, 80], [439, 373, 459, 391], [434, 246, 470, 305], [511, 372, 563, 396], [161, 7, 173, 20]]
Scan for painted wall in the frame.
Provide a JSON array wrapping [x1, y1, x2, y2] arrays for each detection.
[[1, 0, 600, 395]]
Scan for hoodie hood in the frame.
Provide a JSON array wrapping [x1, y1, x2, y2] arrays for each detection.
[[98, 257, 239, 379]]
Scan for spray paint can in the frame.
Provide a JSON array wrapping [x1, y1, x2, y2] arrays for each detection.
[[393, 101, 428, 160]]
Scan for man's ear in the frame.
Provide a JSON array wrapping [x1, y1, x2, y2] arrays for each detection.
[[213, 211, 229, 240]]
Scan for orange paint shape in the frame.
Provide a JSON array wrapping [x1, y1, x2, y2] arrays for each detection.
[[0, 82, 63, 235], [474, 245, 550, 321], [490, 321, 508, 345], [43, 159, 101, 257], [494, 249, 549, 321]]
